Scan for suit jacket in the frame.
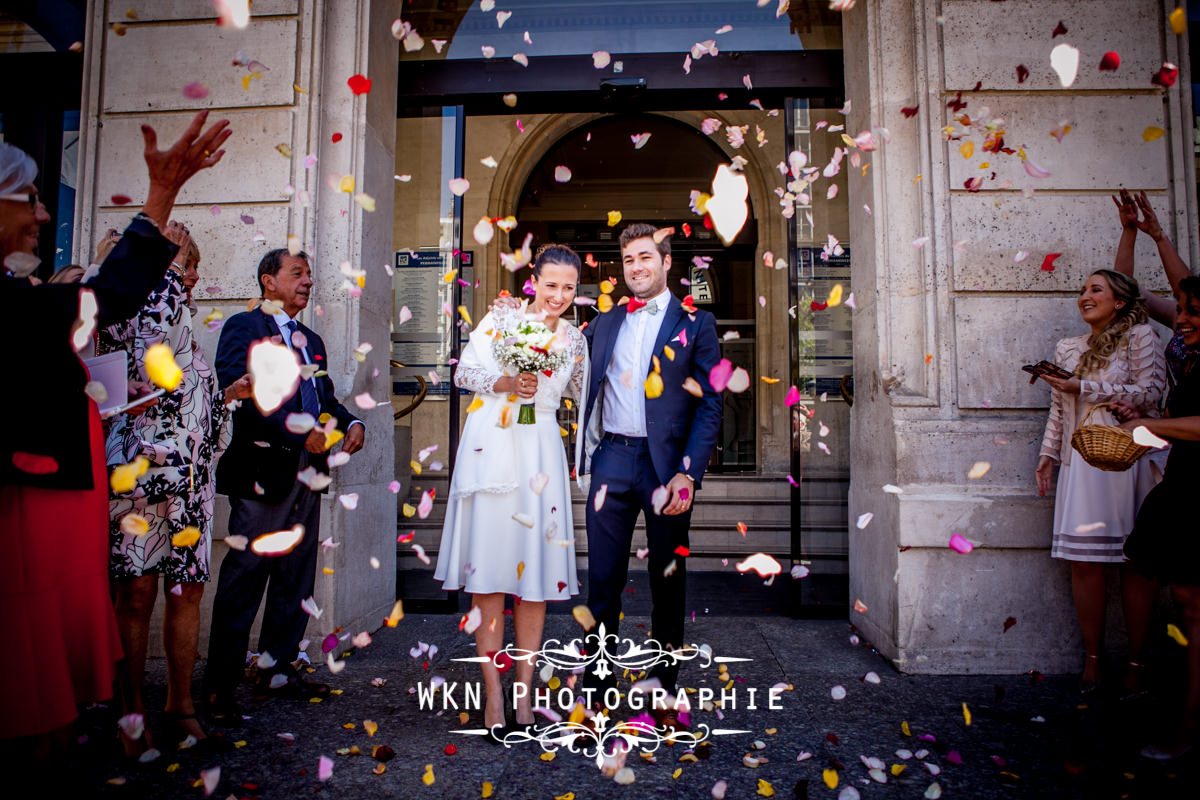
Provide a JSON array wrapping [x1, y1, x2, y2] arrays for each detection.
[[1, 215, 176, 490], [214, 307, 360, 502], [576, 293, 723, 490]]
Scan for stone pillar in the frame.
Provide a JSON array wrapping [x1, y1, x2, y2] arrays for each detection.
[[843, 0, 1194, 673], [76, 0, 398, 656]]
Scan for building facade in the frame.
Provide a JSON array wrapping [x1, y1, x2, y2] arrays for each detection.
[[3, 0, 1195, 673]]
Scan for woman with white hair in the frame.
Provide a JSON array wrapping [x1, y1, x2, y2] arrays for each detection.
[[0, 112, 231, 763]]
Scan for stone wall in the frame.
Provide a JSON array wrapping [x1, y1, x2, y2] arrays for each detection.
[[844, 0, 1194, 673], [77, 0, 399, 657]]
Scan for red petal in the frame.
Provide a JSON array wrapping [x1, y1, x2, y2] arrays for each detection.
[[1003, 616, 1017, 633], [12, 452, 58, 475], [331, 132, 343, 143], [1016, 64, 1030, 84], [557, 581, 567, 592], [1099, 51, 1120, 71], [682, 223, 692, 237], [626, 297, 647, 313], [900, 105, 919, 118], [1041, 253, 1062, 272], [1051, 21, 1067, 38], [946, 91, 967, 112], [811, 300, 828, 311], [347, 74, 372, 95], [110, 194, 132, 205], [444, 744, 457, 755], [674, 545, 690, 557], [1152, 63, 1179, 88]]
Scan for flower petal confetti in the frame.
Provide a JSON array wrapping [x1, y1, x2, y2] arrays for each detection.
[[948, 534, 975, 554], [1050, 43, 1080, 87], [144, 343, 183, 391]]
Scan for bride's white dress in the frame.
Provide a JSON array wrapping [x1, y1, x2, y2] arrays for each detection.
[[433, 305, 589, 601]]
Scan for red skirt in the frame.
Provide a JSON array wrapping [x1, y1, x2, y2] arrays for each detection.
[[0, 401, 122, 739]]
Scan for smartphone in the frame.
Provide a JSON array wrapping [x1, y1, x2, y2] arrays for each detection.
[[1021, 361, 1072, 384]]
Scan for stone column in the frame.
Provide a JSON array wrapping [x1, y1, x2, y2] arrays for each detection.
[[843, 0, 1194, 673], [77, 0, 398, 656]]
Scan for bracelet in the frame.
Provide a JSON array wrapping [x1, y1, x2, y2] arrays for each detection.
[[168, 261, 185, 274]]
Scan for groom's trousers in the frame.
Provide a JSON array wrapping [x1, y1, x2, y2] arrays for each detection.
[[586, 433, 691, 690]]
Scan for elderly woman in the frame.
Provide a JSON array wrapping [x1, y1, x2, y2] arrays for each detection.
[[0, 112, 231, 763], [1036, 269, 1166, 693], [102, 227, 251, 755]]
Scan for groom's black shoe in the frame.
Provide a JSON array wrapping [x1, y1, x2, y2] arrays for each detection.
[[578, 669, 618, 711]]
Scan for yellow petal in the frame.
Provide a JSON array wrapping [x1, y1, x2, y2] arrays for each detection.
[[963, 702, 972, 726], [422, 764, 435, 785], [599, 280, 614, 294], [891, 764, 906, 776], [482, 782, 494, 799], [959, 141, 974, 159], [144, 342, 183, 390], [597, 294, 613, 313], [756, 779, 775, 797], [353, 192, 376, 212], [901, 721, 911, 736], [386, 600, 404, 627], [572, 605, 596, 631], [607, 210, 622, 227], [645, 372, 664, 399], [466, 396, 485, 414], [517, 561, 525, 579], [1170, 6, 1187, 35], [372, 763, 386, 775], [554, 793, 574, 800], [342, 722, 356, 729], [457, 305, 473, 326], [410, 460, 422, 475], [172, 526, 201, 548], [1167, 623, 1189, 646], [324, 428, 344, 450], [322, 567, 335, 575], [402, 503, 416, 518], [548, 676, 561, 690], [1143, 126, 1166, 142], [826, 283, 844, 307], [364, 720, 378, 737], [564, 398, 573, 410], [293, 83, 307, 93], [761, 377, 780, 384], [663, 345, 675, 361], [539, 751, 556, 762], [275, 143, 292, 159], [823, 769, 838, 789], [339, 175, 355, 193], [497, 404, 513, 428], [442, 269, 459, 284]]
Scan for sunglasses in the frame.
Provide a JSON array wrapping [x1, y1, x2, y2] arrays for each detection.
[[0, 192, 40, 209]]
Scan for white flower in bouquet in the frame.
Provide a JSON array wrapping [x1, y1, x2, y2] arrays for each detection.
[[492, 313, 570, 423]]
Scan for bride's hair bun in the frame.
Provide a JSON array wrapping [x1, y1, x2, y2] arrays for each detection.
[[533, 243, 582, 279]]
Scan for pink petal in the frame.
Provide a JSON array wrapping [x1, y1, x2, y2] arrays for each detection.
[[948, 534, 974, 554], [318, 755, 334, 781], [708, 358, 733, 392], [785, 385, 801, 407]]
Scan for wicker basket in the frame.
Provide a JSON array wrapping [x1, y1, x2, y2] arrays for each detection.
[[1069, 402, 1149, 472]]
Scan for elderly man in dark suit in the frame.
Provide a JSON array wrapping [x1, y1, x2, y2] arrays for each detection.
[[203, 249, 363, 722], [576, 223, 723, 702]]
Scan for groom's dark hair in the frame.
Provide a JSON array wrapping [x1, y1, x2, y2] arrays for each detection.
[[619, 222, 670, 259]]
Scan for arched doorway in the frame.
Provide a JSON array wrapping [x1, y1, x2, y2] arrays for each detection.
[[512, 113, 759, 472]]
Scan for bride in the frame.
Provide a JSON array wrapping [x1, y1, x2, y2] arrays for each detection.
[[433, 244, 588, 737]]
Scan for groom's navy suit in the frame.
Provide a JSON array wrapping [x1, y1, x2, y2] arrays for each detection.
[[577, 292, 722, 690]]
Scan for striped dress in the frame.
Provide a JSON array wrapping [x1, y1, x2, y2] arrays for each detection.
[[1039, 324, 1167, 562]]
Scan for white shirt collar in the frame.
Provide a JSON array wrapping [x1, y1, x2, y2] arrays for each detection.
[[643, 288, 672, 313], [271, 309, 298, 328]]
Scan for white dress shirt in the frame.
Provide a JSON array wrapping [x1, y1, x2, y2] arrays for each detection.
[[271, 310, 363, 432], [602, 289, 671, 437]]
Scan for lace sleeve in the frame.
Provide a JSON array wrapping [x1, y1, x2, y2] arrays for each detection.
[[1040, 339, 1066, 462], [1078, 325, 1166, 415], [564, 325, 588, 402], [454, 311, 504, 395]]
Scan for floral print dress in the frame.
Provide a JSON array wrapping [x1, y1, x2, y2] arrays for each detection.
[[102, 271, 231, 583]]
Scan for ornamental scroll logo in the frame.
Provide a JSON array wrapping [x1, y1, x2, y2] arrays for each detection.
[[450, 624, 754, 765]]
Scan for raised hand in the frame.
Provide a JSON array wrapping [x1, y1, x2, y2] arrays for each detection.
[[163, 220, 193, 261], [1132, 191, 1164, 241], [140, 110, 232, 229], [1112, 188, 1139, 229]]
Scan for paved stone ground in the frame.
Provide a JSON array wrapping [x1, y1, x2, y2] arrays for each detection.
[[54, 615, 1198, 799]]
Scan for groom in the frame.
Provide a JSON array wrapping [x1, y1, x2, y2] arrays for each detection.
[[576, 223, 723, 697]]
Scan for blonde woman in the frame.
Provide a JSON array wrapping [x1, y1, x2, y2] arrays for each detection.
[[1036, 269, 1167, 692]]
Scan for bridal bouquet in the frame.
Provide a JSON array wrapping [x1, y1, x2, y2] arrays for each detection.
[[492, 318, 569, 424]]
